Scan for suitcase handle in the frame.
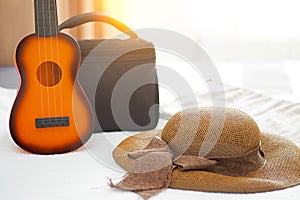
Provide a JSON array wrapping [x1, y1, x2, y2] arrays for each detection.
[[59, 12, 138, 38]]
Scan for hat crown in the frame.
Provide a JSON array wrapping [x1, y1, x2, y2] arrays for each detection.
[[161, 107, 261, 157]]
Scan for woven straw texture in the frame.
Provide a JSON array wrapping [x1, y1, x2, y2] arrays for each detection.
[[113, 108, 300, 193], [161, 108, 261, 157]]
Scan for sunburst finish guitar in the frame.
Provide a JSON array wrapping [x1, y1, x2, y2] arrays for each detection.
[[10, 0, 94, 154]]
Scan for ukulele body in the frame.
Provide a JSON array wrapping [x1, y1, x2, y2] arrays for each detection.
[[10, 33, 94, 154]]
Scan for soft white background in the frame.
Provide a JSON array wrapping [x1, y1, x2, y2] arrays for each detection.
[[1, 0, 300, 199]]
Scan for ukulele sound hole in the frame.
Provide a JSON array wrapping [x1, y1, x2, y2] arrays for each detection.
[[37, 62, 62, 87]]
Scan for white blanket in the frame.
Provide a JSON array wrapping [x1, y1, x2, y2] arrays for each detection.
[[0, 85, 299, 200]]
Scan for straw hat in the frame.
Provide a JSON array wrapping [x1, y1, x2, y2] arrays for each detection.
[[111, 107, 300, 199]]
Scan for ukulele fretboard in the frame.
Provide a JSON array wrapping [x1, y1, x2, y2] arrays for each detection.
[[34, 0, 59, 37]]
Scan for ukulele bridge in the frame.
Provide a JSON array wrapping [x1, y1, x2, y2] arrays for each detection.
[[35, 117, 70, 128]]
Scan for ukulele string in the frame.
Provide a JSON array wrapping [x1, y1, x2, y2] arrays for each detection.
[[36, 0, 45, 122], [54, 0, 64, 122], [47, 0, 59, 123], [42, 0, 51, 118]]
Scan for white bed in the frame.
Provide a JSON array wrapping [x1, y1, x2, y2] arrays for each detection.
[[1, 62, 300, 200]]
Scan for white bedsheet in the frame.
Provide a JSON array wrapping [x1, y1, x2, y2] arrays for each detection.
[[0, 85, 299, 200]]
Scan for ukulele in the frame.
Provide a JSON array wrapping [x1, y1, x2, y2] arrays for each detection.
[[10, 0, 94, 154]]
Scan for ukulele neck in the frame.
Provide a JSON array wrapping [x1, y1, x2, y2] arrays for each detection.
[[34, 0, 59, 37]]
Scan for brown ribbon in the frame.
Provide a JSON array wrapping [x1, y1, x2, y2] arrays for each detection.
[[110, 136, 265, 199]]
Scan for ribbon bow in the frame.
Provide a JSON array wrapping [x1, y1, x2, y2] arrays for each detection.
[[110, 136, 265, 200]]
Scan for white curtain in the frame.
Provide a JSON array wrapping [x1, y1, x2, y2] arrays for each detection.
[[120, 0, 300, 62]]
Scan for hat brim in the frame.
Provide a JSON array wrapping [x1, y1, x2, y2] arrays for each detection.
[[113, 130, 300, 193]]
